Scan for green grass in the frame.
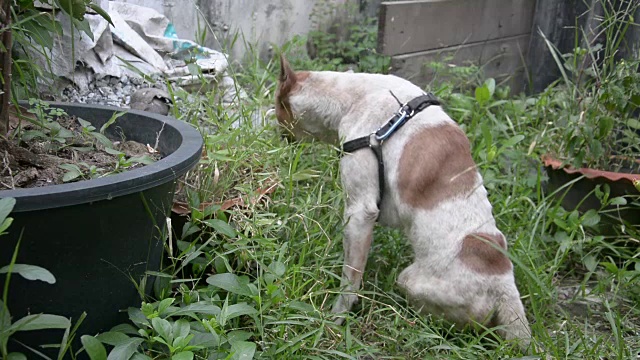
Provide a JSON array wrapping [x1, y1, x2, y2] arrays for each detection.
[[2, 0, 638, 357], [60, 36, 640, 359], [84, 45, 639, 358]]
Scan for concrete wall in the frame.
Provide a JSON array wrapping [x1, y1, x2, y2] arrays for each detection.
[[112, 0, 361, 60]]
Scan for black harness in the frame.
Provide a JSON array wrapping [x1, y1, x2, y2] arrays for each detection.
[[341, 93, 441, 209]]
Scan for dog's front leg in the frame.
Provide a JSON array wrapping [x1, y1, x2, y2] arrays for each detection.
[[331, 150, 380, 324], [332, 212, 376, 321], [332, 202, 378, 323]]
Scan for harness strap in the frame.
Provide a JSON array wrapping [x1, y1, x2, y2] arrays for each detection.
[[342, 136, 370, 153], [341, 93, 440, 212], [405, 93, 441, 113], [369, 142, 385, 209]]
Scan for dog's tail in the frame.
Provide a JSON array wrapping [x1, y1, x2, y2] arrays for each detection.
[[494, 295, 532, 349]]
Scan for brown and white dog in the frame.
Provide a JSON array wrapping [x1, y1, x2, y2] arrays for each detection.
[[275, 55, 531, 346]]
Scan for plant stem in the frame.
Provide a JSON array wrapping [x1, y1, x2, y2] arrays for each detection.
[[0, 0, 12, 136]]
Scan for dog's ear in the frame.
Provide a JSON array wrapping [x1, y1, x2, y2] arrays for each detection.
[[279, 54, 296, 86], [275, 54, 298, 134]]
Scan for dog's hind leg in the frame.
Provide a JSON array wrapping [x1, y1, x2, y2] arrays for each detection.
[[331, 202, 378, 323]]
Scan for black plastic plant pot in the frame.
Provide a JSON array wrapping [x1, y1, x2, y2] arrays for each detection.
[[0, 102, 202, 355]]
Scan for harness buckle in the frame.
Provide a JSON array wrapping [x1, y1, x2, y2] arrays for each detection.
[[375, 109, 408, 142]]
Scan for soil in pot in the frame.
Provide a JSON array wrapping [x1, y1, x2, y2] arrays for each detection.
[[0, 104, 161, 190]]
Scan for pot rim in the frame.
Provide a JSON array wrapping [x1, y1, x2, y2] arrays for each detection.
[[0, 102, 203, 212], [542, 154, 640, 184]]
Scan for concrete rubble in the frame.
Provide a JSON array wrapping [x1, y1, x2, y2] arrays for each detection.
[[31, 2, 244, 113]]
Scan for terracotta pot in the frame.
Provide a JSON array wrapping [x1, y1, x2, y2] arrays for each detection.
[[542, 155, 640, 234]]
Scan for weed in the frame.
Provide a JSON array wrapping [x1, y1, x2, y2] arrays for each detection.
[[534, 0, 640, 172], [90, 44, 639, 358]]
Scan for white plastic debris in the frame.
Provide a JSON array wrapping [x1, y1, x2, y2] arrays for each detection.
[[28, 1, 230, 94]]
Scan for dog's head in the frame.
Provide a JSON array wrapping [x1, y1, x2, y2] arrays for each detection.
[[275, 55, 305, 140], [274, 55, 340, 143]]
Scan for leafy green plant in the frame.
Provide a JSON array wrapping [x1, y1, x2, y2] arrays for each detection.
[[56, 151, 157, 184], [58, 162, 104, 182], [537, 56, 640, 172], [89, 283, 259, 359], [104, 148, 156, 174], [77, 112, 125, 149], [21, 99, 73, 148], [535, 0, 640, 172]]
